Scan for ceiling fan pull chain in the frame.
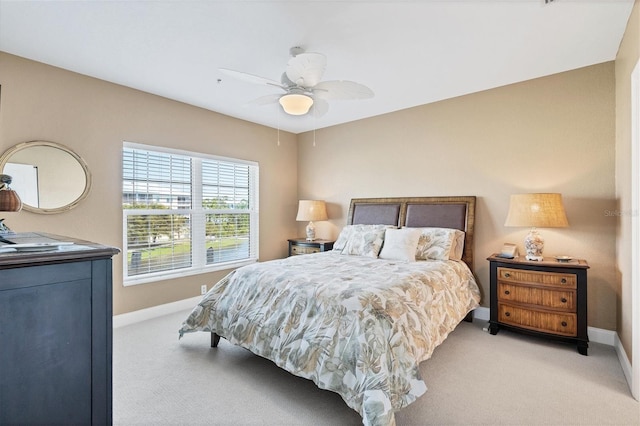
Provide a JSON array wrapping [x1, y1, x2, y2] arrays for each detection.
[[276, 104, 281, 147]]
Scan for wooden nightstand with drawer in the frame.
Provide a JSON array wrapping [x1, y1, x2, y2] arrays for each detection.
[[487, 254, 589, 355], [288, 238, 335, 256]]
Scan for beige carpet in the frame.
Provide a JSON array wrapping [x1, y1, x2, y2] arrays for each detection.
[[113, 310, 639, 425]]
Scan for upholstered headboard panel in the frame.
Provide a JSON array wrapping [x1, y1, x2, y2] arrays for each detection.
[[405, 203, 467, 230], [350, 203, 401, 226], [347, 196, 476, 269]]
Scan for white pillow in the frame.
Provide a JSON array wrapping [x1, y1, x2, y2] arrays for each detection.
[[340, 224, 393, 258], [379, 228, 421, 262], [410, 227, 465, 261]]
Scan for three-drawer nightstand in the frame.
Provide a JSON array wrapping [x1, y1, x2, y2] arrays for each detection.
[[288, 238, 335, 256], [487, 254, 590, 355]]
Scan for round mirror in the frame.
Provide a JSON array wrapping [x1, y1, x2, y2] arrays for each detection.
[[0, 140, 91, 214]]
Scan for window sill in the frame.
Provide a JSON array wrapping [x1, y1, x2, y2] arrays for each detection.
[[123, 258, 257, 286]]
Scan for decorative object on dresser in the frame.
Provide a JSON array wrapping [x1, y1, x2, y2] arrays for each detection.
[[0, 174, 23, 234], [504, 193, 569, 261], [295, 199, 328, 241], [288, 238, 334, 256], [487, 254, 589, 355], [0, 232, 119, 424], [0, 174, 22, 213]]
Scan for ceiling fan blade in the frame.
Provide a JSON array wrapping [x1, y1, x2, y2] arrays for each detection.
[[248, 94, 281, 106], [310, 98, 329, 117], [286, 53, 326, 88], [219, 68, 284, 89], [313, 80, 374, 100]]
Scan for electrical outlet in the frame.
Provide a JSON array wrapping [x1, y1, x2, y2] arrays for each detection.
[[200, 285, 207, 295]]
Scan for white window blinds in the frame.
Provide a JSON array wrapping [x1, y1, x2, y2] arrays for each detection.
[[122, 142, 259, 285]]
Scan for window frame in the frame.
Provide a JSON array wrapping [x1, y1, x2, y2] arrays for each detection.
[[122, 142, 259, 286]]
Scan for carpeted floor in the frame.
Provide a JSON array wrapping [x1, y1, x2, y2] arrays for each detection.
[[113, 310, 639, 425]]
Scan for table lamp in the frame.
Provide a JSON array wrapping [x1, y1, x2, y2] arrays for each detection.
[[296, 200, 328, 241], [504, 193, 568, 261]]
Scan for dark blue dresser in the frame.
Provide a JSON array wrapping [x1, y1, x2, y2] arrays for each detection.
[[0, 232, 119, 425]]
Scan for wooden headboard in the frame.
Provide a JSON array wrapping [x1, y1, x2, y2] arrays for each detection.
[[347, 196, 476, 270]]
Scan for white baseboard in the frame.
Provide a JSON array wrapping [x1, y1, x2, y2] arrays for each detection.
[[614, 333, 633, 397], [472, 307, 614, 347], [113, 296, 201, 329], [588, 326, 617, 346], [473, 306, 490, 321]]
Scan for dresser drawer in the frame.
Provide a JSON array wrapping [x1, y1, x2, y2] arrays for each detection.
[[290, 245, 320, 255], [498, 267, 576, 289], [498, 303, 577, 337], [497, 282, 576, 311]]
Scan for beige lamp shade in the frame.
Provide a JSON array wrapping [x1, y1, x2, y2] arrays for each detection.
[[296, 200, 328, 222], [504, 193, 569, 228], [296, 200, 328, 241], [504, 193, 568, 261]]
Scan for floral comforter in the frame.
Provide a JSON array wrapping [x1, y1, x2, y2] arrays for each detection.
[[179, 251, 480, 426]]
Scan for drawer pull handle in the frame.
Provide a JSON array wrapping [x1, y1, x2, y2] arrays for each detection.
[[561, 278, 567, 284], [505, 312, 511, 317], [561, 298, 567, 303], [504, 273, 511, 278], [561, 321, 567, 327], [504, 290, 510, 295]]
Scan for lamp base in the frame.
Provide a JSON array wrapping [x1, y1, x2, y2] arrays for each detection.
[[524, 228, 544, 261], [305, 221, 316, 241]]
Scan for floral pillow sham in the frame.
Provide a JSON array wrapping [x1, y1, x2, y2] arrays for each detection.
[[334, 224, 394, 258], [410, 227, 466, 261]]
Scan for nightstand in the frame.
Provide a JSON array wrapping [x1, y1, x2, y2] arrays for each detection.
[[288, 238, 334, 256], [487, 254, 589, 355]]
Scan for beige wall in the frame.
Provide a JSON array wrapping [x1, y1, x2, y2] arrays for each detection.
[[615, 0, 640, 361], [0, 51, 623, 335], [298, 63, 617, 331], [0, 52, 299, 315]]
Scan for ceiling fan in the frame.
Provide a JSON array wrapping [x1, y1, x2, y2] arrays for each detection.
[[219, 47, 374, 117]]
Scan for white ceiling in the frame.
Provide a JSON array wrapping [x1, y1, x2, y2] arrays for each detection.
[[0, 0, 634, 134]]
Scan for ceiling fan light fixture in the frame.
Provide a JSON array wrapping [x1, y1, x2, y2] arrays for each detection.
[[279, 93, 313, 115]]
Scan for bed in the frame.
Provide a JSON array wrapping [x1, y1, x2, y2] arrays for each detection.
[[179, 196, 481, 426]]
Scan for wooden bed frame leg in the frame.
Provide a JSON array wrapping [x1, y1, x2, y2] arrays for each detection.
[[211, 332, 221, 348], [463, 311, 474, 323]]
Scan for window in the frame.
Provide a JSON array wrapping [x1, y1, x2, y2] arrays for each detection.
[[122, 142, 259, 285]]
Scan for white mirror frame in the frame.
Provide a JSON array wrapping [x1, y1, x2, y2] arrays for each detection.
[[0, 140, 92, 214]]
